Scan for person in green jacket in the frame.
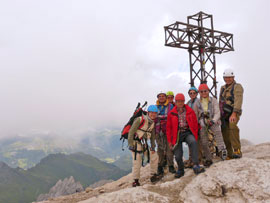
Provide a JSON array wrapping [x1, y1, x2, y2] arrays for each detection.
[[219, 69, 244, 159]]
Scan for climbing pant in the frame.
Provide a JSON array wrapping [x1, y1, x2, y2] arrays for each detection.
[[156, 131, 174, 167], [174, 131, 199, 170], [221, 115, 241, 158], [187, 135, 203, 164], [131, 142, 158, 180], [200, 123, 226, 161]]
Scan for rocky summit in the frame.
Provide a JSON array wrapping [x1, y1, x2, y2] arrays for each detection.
[[37, 176, 83, 201], [37, 142, 270, 203]]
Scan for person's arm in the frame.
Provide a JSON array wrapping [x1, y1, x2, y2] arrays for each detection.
[[150, 127, 156, 150], [233, 84, 244, 114], [190, 110, 199, 140], [166, 113, 172, 145], [128, 117, 141, 147], [211, 98, 221, 124], [193, 99, 200, 119]]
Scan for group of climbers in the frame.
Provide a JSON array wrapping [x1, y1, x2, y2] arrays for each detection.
[[127, 68, 244, 187]]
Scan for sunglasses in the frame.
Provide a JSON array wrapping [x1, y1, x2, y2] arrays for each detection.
[[199, 90, 208, 93], [189, 92, 197, 95]]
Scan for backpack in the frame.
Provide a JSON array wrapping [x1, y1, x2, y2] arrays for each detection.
[[120, 102, 147, 150]]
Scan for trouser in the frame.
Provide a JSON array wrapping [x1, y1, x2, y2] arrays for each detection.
[[174, 131, 199, 171], [221, 115, 241, 157], [131, 142, 158, 180], [188, 135, 203, 163], [200, 123, 226, 161], [156, 131, 174, 167]]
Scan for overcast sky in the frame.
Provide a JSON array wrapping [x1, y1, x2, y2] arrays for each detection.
[[0, 0, 269, 143]]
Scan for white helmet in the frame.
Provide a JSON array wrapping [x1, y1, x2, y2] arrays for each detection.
[[223, 68, 235, 77]]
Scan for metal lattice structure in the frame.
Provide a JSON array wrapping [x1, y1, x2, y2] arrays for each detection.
[[164, 11, 234, 97]]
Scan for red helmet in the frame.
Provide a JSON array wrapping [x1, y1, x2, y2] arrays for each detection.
[[198, 84, 209, 91], [175, 93, 185, 101]]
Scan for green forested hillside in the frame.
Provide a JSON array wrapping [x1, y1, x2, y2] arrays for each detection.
[[0, 153, 128, 203]]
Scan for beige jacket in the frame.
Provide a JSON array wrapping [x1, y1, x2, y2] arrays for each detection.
[[128, 115, 156, 149], [195, 97, 221, 126], [219, 81, 244, 114]]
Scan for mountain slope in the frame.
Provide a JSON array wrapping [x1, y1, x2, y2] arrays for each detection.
[[38, 142, 270, 203], [29, 153, 127, 188], [0, 153, 128, 203], [0, 162, 46, 203]]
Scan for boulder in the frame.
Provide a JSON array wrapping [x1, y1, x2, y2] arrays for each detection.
[[37, 176, 83, 201]]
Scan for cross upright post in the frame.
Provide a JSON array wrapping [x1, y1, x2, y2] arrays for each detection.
[[164, 11, 234, 98]]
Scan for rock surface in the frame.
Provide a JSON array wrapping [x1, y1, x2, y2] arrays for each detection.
[[88, 179, 113, 189], [36, 176, 83, 201], [36, 142, 270, 203]]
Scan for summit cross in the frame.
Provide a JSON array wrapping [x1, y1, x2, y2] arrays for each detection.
[[164, 11, 234, 97]]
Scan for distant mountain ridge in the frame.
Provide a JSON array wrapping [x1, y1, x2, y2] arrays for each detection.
[[0, 152, 128, 203], [0, 129, 130, 169]]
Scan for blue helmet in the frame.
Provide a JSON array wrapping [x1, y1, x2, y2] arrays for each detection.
[[147, 105, 158, 113], [188, 86, 198, 93]]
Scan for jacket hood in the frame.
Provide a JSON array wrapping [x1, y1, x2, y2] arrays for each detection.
[[156, 99, 169, 106]]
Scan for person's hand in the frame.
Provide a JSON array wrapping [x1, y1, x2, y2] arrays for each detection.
[[229, 112, 237, 123], [128, 146, 134, 152], [150, 147, 155, 154], [169, 143, 173, 150], [208, 120, 214, 126]]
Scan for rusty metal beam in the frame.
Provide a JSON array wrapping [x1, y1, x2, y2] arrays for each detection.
[[164, 11, 234, 98]]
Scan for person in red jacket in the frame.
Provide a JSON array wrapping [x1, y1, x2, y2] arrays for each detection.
[[167, 93, 205, 178]]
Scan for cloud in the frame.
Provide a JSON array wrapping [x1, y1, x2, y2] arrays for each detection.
[[0, 0, 269, 144]]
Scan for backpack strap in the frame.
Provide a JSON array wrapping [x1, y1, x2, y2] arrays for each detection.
[[220, 83, 236, 104], [138, 116, 145, 129], [230, 83, 235, 104], [220, 86, 225, 99], [165, 105, 168, 115]]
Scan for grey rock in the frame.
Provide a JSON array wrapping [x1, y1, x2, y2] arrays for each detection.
[[37, 176, 83, 201], [89, 179, 113, 189], [240, 139, 253, 147]]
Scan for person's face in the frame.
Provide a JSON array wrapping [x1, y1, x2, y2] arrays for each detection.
[[167, 95, 174, 103], [188, 90, 197, 100], [199, 89, 209, 98], [148, 112, 157, 120], [158, 94, 167, 103], [224, 77, 234, 85], [175, 100, 185, 108]]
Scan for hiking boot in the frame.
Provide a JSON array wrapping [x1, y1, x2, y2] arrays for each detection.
[[150, 174, 160, 183], [219, 149, 228, 160], [184, 159, 193, 168], [203, 160, 213, 168], [157, 166, 164, 176], [132, 179, 140, 187], [193, 165, 205, 175], [175, 169, 185, 178], [169, 165, 176, 173], [232, 149, 242, 159]]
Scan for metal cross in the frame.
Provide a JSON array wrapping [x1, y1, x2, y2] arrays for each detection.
[[164, 11, 234, 98]]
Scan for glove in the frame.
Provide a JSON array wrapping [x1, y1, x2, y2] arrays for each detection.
[[169, 143, 173, 150], [209, 120, 215, 126], [128, 146, 135, 151]]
